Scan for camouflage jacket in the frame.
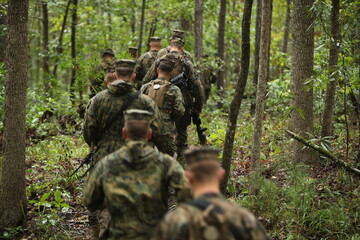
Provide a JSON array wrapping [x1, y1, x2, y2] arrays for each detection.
[[155, 193, 269, 240], [90, 59, 114, 96], [84, 139, 191, 240], [156, 47, 194, 63], [142, 53, 204, 113], [141, 77, 185, 136], [83, 80, 161, 163], [134, 50, 159, 89]]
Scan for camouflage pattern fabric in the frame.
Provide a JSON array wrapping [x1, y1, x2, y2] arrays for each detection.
[[155, 193, 269, 240], [141, 77, 185, 156], [83, 79, 161, 164], [134, 50, 159, 89], [84, 139, 191, 240], [156, 47, 194, 63], [90, 59, 114, 97], [200, 64, 216, 102]]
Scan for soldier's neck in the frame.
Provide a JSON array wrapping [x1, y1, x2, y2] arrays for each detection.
[[150, 47, 160, 51], [191, 183, 221, 198], [157, 74, 170, 81]]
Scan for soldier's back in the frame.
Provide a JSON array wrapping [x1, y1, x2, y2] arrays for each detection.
[[156, 193, 269, 240]]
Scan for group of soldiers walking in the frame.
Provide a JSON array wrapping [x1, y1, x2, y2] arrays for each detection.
[[82, 29, 269, 240]]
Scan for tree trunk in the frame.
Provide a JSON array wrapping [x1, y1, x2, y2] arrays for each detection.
[[70, 0, 78, 100], [42, 0, 51, 92], [137, 0, 146, 55], [0, 0, 29, 228], [0, 3, 6, 62], [289, 0, 315, 163], [250, 0, 272, 172], [282, 0, 291, 53], [250, 0, 262, 115], [216, 0, 226, 95], [194, 0, 203, 61], [106, 0, 113, 48], [321, 0, 340, 137], [220, 0, 254, 193], [146, 19, 157, 51], [53, 0, 72, 77]]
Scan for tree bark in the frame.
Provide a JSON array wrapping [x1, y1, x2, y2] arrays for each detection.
[[282, 0, 291, 53], [0, 3, 7, 62], [146, 19, 157, 51], [250, 0, 262, 115], [137, 0, 146, 55], [216, 0, 226, 95], [289, 0, 315, 163], [220, 0, 254, 193], [53, 0, 72, 77], [70, 0, 78, 100], [250, 0, 272, 172], [321, 0, 340, 137], [0, 0, 29, 228], [194, 0, 203, 61], [42, 0, 51, 92]]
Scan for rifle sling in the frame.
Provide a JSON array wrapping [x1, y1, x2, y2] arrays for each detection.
[[101, 91, 141, 137], [186, 198, 244, 240]]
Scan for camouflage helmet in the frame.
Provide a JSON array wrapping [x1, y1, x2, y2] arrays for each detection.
[[150, 36, 162, 42], [114, 59, 136, 72], [101, 48, 115, 57], [184, 147, 220, 165], [124, 109, 154, 122], [172, 29, 185, 40]]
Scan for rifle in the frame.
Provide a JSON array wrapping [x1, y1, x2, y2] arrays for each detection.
[[192, 112, 207, 145], [170, 72, 188, 88], [70, 152, 94, 177]]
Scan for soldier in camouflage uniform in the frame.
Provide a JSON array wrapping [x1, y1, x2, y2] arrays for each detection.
[[84, 109, 191, 240], [141, 56, 185, 156], [84, 59, 161, 164], [90, 48, 116, 98], [143, 40, 204, 164], [199, 54, 217, 103], [128, 46, 139, 60], [156, 29, 193, 63], [134, 37, 162, 89], [155, 147, 269, 240]]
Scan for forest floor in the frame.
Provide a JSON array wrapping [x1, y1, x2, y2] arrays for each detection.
[[2, 100, 360, 240]]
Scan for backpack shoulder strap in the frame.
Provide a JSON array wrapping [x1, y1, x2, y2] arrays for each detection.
[[186, 198, 243, 240], [101, 91, 141, 135]]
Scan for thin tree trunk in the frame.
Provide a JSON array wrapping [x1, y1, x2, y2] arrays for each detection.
[[282, 0, 291, 53], [321, 0, 340, 137], [42, 0, 51, 93], [107, 0, 113, 48], [250, 0, 262, 115], [53, 0, 72, 77], [146, 19, 157, 51], [0, 4, 6, 62], [130, 0, 136, 34], [221, 0, 254, 193], [216, 0, 226, 95], [0, 0, 29, 228], [289, 0, 315, 163], [138, 0, 146, 55], [194, 0, 203, 61], [70, 0, 78, 101], [250, 0, 272, 173]]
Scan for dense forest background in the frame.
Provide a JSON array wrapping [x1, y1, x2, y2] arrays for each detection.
[[0, 0, 359, 239]]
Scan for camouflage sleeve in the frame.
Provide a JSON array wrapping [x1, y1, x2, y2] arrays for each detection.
[[140, 83, 150, 94], [171, 86, 185, 121], [156, 48, 167, 60], [184, 50, 194, 63], [154, 209, 190, 240], [134, 54, 146, 87], [83, 97, 99, 146], [165, 156, 191, 203], [143, 60, 159, 84], [187, 61, 205, 113], [83, 160, 105, 211]]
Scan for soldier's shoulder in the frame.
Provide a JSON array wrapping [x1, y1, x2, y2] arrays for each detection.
[[163, 203, 193, 224]]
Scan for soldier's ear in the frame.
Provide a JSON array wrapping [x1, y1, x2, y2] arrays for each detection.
[[156, 68, 160, 75], [146, 129, 152, 140], [132, 73, 136, 81], [113, 72, 117, 80], [218, 168, 225, 182], [122, 128, 127, 139], [185, 171, 193, 184]]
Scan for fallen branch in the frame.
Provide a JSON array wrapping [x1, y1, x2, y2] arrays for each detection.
[[285, 130, 360, 176]]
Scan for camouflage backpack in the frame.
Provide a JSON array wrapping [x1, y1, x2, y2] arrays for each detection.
[[185, 198, 243, 240], [146, 79, 171, 108]]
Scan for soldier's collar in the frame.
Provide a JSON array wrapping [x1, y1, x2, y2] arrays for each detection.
[[198, 192, 224, 199], [157, 77, 167, 81]]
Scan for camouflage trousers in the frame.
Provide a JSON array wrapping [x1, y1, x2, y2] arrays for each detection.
[[175, 112, 191, 165], [155, 134, 177, 157], [89, 208, 110, 240]]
